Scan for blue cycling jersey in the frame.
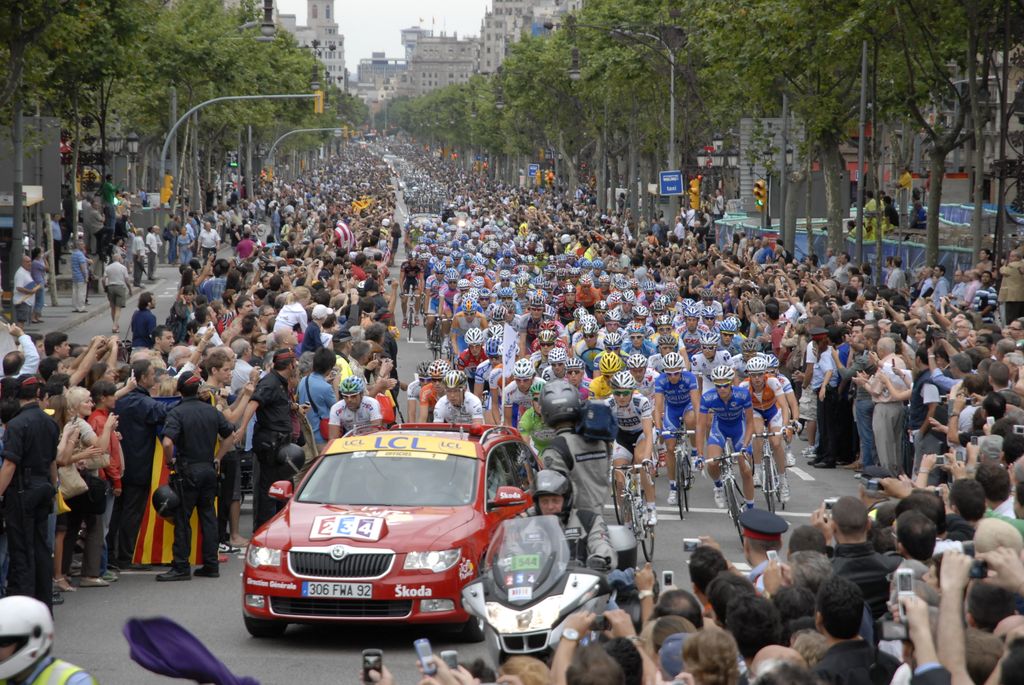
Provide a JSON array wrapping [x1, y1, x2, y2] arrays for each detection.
[[654, 371, 698, 408], [699, 386, 752, 425]]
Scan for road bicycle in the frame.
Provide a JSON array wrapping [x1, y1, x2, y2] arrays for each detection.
[[661, 428, 696, 518], [427, 316, 453, 361], [402, 286, 420, 342], [705, 440, 750, 545], [609, 460, 656, 562], [753, 426, 788, 513]]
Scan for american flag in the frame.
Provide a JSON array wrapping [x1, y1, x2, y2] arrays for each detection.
[[334, 220, 354, 250]]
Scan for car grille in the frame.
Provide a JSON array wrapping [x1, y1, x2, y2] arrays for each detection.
[[289, 550, 393, 579], [499, 631, 551, 654], [271, 597, 412, 618]]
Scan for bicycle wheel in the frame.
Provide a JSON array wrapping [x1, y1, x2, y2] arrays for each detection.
[[761, 444, 776, 513], [675, 445, 690, 517], [724, 480, 744, 544], [633, 499, 655, 562], [610, 469, 624, 525]]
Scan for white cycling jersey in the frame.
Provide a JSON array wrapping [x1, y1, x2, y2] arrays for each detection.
[[604, 393, 653, 434], [328, 396, 383, 434], [690, 350, 734, 389], [432, 392, 484, 423]]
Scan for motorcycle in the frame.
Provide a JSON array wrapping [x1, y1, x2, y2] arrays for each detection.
[[460, 516, 613, 664]]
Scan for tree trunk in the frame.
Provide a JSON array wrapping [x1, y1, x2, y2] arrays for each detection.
[[785, 168, 804, 251], [926, 148, 947, 266], [596, 136, 607, 212], [820, 137, 845, 253]]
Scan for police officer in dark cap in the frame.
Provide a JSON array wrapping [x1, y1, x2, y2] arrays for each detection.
[[156, 371, 239, 582], [738, 508, 788, 592], [238, 347, 302, 529], [0, 375, 61, 605]]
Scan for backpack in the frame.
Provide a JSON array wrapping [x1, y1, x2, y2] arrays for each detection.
[[575, 402, 619, 443]]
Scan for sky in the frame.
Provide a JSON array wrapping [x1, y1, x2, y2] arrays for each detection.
[[278, 0, 489, 68]]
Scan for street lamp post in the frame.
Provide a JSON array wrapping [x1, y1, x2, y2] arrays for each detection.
[[126, 131, 139, 193]]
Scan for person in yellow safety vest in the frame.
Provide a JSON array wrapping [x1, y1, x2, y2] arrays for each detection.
[[331, 329, 354, 381], [0, 596, 97, 684]]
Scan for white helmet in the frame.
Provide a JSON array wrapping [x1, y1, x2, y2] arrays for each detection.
[[710, 365, 736, 384], [464, 327, 485, 345], [0, 596, 54, 678], [513, 358, 536, 379], [746, 356, 769, 374]]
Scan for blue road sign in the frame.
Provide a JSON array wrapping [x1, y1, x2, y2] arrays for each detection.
[[659, 170, 683, 196], [528, 163, 539, 177]]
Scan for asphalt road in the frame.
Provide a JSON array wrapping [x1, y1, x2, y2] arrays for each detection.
[[52, 183, 867, 685]]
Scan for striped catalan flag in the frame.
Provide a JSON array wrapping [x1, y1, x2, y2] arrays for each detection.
[[133, 437, 205, 565]]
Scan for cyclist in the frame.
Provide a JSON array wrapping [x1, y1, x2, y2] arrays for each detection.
[[625, 352, 658, 401], [574, 319, 603, 377], [766, 353, 801, 467], [328, 376, 382, 438], [690, 331, 734, 395], [502, 358, 538, 427], [648, 334, 685, 374], [476, 338, 504, 424], [399, 251, 425, 326], [451, 298, 488, 354], [433, 369, 484, 425], [541, 347, 568, 382], [697, 365, 756, 511], [455, 327, 488, 392], [679, 305, 704, 358], [531, 328, 560, 374], [653, 352, 700, 506], [606, 370, 657, 527], [406, 360, 431, 424], [589, 351, 623, 400], [718, 317, 743, 356], [650, 314, 678, 348], [519, 379, 557, 452], [564, 357, 591, 399], [741, 355, 790, 502], [417, 358, 450, 422], [731, 338, 762, 377], [623, 324, 656, 357]]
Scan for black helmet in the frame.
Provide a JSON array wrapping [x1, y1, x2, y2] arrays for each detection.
[[532, 469, 573, 520], [152, 485, 180, 520], [276, 443, 306, 473], [539, 379, 582, 427]]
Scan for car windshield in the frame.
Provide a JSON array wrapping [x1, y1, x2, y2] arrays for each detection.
[[483, 516, 571, 605], [297, 451, 477, 507]]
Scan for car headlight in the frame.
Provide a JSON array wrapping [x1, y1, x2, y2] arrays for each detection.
[[403, 549, 461, 573], [246, 544, 282, 568]]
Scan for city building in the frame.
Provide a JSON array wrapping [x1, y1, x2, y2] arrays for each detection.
[[277, 0, 347, 89], [397, 33, 480, 98], [478, 0, 579, 74]]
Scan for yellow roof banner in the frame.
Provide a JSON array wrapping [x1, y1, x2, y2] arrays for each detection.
[[326, 434, 478, 458]]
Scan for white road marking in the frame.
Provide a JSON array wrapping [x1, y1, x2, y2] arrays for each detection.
[[788, 467, 815, 481], [603, 504, 811, 519]]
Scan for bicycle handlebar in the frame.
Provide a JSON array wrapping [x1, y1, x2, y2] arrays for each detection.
[[660, 428, 696, 437]]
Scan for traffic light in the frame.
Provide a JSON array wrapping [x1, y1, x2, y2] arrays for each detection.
[[546, 170, 554, 187], [689, 176, 701, 209], [313, 90, 324, 114], [159, 174, 174, 205], [753, 179, 766, 210]]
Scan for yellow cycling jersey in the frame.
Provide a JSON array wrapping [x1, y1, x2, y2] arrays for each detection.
[[589, 374, 612, 399]]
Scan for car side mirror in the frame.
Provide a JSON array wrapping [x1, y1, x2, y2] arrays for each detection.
[[488, 486, 528, 511], [269, 480, 293, 501]]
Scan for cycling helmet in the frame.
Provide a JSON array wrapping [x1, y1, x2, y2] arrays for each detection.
[[592, 259, 605, 271], [580, 259, 593, 269], [719, 317, 739, 333], [580, 274, 594, 286], [699, 330, 721, 347], [462, 298, 477, 313], [0, 596, 54, 679], [603, 331, 623, 349], [565, 357, 584, 371], [543, 305, 557, 320], [472, 277, 486, 289], [710, 365, 736, 385], [621, 290, 636, 304], [513, 358, 536, 379], [655, 314, 672, 328], [746, 356, 769, 374], [464, 327, 485, 345], [498, 286, 514, 298], [765, 354, 781, 370], [741, 338, 760, 353], [532, 469, 574, 519], [487, 324, 504, 340], [428, 359, 451, 379], [445, 268, 459, 282], [633, 305, 649, 319], [657, 334, 677, 348], [457, 278, 470, 290], [642, 280, 656, 292], [548, 347, 568, 364], [540, 379, 583, 426], [443, 369, 468, 389], [530, 378, 547, 396], [662, 352, 685, 371], [625, 353, 648, 370], [416, 360, 431, 379], [582, 320, 600, 336], [595, 300, 608, 312], [625, 324, 646, 337], [574, 307, 589, 322], [702, 306, 717, 319], [339, 375, 367, 395], [652, 300, 667, 313], [491, 305, 509, 320], [598, 351, 624, 376], [701, 288, 714, 300], [684, 305, 701, 318], [485, 338, 501, 357], [537, 329, 557, 345], [607, 292, 621, 305], [606, 309, 623, 323], [610, 370, 637, 391]]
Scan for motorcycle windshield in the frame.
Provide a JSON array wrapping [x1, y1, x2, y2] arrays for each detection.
[[484, 516, 571, 605]]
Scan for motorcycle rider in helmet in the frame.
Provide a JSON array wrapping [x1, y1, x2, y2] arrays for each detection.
[[537, 380, 611, 516], [530, 470, 616, 570], [0, 595, 96, 684]]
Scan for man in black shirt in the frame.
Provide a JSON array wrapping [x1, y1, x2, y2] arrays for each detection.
[[239, 348, 300, 529], [0, 376, 61, 605], [157, 372, 238, 582]]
